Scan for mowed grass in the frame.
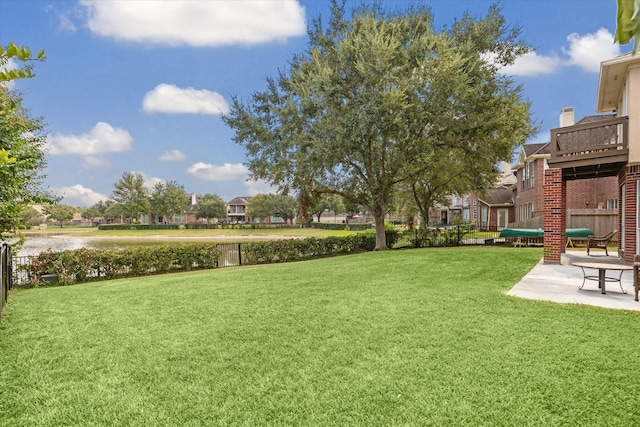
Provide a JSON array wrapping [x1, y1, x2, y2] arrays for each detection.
[[1, 247, 640, 426]]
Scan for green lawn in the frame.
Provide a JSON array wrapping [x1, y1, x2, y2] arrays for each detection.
[[1, 247, 639, 426]]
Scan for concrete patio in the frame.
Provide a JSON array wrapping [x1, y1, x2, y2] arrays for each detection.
[[507, 249, 640, 312]]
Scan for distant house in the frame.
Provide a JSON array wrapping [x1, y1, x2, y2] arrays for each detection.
[[473, 187, 516, 230], [467, 162, 517, 230], [227, 196, 251, 223]]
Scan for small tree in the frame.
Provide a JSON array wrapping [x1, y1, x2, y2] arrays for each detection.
[[195, 193, 227, 223], [150, 181, 189, 223], [270, 194, 297, 224], [310, 194, 344, 223], [19, 206, 43, 227], [45, 204, 76, 228], [246, 194, 271, 222], [82, 201, 107, 223], [111, 172, 150, 223]]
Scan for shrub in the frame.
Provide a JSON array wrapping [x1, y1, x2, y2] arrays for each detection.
[[19, 243, 222, 285], [242, 235, 374, 265]]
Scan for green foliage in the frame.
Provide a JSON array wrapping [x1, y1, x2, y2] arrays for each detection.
[[615, 0, 640, 53], [0, 86, 55, 239], [195, 193, 226, 222], [242, 235, 374, 264], [245, 194, 271, 220], [311, 222, 371, 231], [44, 203, 76, 227], [150, 180, 189, 221], [0, 42, 46, 82], [246, 193, 297, 223], [223, 3, 534, 251], [82, 200, 108, 220], [310, 193, 344, 222], [111, 172, 150, 223], [19, 206, 43, 227], [20, 243, 222, 285]]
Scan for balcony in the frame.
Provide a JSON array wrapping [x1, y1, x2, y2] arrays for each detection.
[[548, 116, 628, 180]]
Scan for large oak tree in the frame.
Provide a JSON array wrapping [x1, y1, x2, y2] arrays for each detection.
[[223, 2, 534, 249]]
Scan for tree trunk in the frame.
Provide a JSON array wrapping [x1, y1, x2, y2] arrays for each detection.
[[420, 213, 429, 229], [373, 201, 387, 250]]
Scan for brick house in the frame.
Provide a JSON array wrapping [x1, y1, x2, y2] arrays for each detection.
[[544, 53, 640, 263], [514, 112, 619, 226]]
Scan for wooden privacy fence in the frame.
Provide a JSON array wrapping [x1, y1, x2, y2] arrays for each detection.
[[508, 209, 618, 242]]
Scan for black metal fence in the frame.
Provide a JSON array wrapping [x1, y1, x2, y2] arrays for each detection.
[[392, 225, 514, 249], [1, 242, 13, 318]]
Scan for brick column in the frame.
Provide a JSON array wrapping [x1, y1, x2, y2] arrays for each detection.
[[544, 168, 565, 264]]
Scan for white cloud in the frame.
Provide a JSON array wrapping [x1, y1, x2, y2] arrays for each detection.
[[58, 12, 77, 33], [483, 51, 560, 76], [502, 52, 561, 76], [187, 162, 248, 181], [82, 155, 110, 169], [158, 149, 186, 162], [47, 122, 132, 155], [54, 184, 109, 207], [79, 0, 306, 47], [245, 179, 277, 196], [136, 172, 164, 191], [142, 84, 229, 115], [563, 28, 621, 73]]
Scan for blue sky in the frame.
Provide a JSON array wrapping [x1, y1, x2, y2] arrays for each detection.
[[0, 0, 631, 207]]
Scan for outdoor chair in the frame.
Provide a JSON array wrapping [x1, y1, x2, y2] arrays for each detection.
[[586, 230, 617, 256]]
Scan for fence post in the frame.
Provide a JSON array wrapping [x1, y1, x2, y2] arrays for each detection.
[[237, 243, 242, 266], [1, 244, 5, 316]]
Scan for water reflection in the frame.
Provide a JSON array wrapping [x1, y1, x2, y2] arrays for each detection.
[[16, 235, 175, 256]]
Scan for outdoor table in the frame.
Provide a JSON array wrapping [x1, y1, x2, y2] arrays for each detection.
[[572, 262, 632, 294]]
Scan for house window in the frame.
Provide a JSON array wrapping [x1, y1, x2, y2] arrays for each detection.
[[606, 198, 618, 209], [522, 161, 535, 190], [519, 203, 534, 221]]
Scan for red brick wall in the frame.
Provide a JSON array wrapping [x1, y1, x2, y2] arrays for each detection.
[[565, 176, 618, 209], [516, 158, 546, 219], [543, 168, 565, 264], [516, 159, 618, 223]]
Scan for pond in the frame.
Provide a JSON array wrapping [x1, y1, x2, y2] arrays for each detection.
[[16, 234, 197, 256]]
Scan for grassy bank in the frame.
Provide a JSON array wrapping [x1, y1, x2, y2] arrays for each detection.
[[1, 247, 639, 425]]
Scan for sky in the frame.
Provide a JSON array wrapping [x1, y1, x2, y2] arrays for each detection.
[[0, 0, 632, 207]]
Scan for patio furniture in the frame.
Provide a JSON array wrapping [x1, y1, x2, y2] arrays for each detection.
[[573, 261, 632, 294], [586, 230, 617, 256], [565, 228, 595, 248], [499, 228, 594, 248]]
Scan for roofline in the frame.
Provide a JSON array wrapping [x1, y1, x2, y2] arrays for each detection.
[[597, 53, 640, 113], [477, 199, 514, 207]]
